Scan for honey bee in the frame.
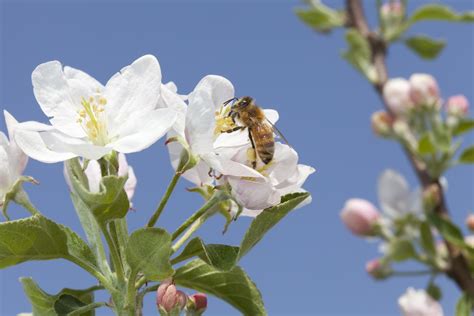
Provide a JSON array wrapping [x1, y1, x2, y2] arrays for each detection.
[[222, 96, 289, 169]]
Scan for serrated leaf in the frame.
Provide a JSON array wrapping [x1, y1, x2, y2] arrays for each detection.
[[126, 228, 174, 281], [456, 294, 473, 316], [459, 146, 474, 164], [21, 277, 95, 316], [295, 2, 345, 33], [0, 214, 98, 270], [410, 4, 474, 23], [405, 35, 445, 59], [418, 133, 436, 154], [239, 192, 310, 259], [420, 221, 436, 257], [453, 119, 474, 136], [174, 259, 265, 316], [172, 237, 239, 271], [342, 30, 378, 83]]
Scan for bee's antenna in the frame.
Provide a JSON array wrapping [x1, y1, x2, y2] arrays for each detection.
[[223, 97, 238, 106]]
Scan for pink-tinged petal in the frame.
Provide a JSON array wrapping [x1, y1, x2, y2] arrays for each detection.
[[110, 108, 176, 154], [118, 153, 137, 201], [228, 176, 280, 211], [84, 160, 102, 193], [185, 90, 215, 155], [14, 128, 77, 163], [193, 75, 235, 110], [398, 288, 444, 316], [203, 153, 265, 179], [105, 55, 162, 127], [340, 198, 380, 236]]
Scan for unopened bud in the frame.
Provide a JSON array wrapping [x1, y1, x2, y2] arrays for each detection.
[[422, 184, 441, 211], [186, 293, 208, 315], [466, 214, 474, 231], [157, 279, 187, 314], [383, 78, 413, 116], [371, 111, 394, 137], [409, 74, 440, 108], [446, 95, 469, 117], [366, 258, 391, 279], [340, 198, 380, 236], [380, 1, 404, 22]]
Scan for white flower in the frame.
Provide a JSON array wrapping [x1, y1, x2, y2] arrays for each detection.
[[383, 78, 414, 115], [14, 55, 177, 163], [225, 143, 314, 217], [167, 75, 267, 185], [409, 73, 440, 108], [64, 153, 137, 203], [378, 169, 422, 218], [0, 111, 28, 205], [398, 288, 443, 316]]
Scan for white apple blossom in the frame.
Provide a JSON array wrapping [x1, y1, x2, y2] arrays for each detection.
[[383, 78, 414, 115], [14, 55, 177, 163], [378, 169, 422, 218], [64, 153, 136, 206], [0, 111, 28, 206], [166, 75, 313, 215], [398, 288, 443, 316]]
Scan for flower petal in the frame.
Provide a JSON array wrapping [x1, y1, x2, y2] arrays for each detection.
[[105, 55, 162, 129], [185, 90, 215, 155], [4, 111, 28, 176], [378, 169, 411, 217], [40, 131, 111, 160], [193, 75, 235, 110], [84, 160, 102, 193], [157, 83, 187, 137], [263, 109, 279, 124], [228, 176, 280, 211], [118, 153, 137, 201], [203, 153, 264, 179], [110, 108, 176, 154]]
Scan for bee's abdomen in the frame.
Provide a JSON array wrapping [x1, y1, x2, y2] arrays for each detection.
[[251, 124, 275, 165]]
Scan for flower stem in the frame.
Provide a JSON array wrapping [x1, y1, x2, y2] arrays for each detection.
[[125, 269, 139, 311], [392, 270, 438, 277], [146, 171, 181, 228], [101, 223, 125, 283], [171, 191, 228, 241]]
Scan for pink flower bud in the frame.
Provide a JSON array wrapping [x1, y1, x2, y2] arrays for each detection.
[[466, 214, 474, 231], [340, 198, 380, 236], [366, 258, 391, 279], [188, 293, 208, 314], [156, 280, 187, 313], [446, 95, 469, 116], [380, 1, 404, 19], [371, 111, 394, 137], [409, 74, 440, 107], [383, 78, 413, 115]]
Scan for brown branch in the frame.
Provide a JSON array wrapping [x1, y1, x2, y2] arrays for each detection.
[[345, 0, 474, 298]]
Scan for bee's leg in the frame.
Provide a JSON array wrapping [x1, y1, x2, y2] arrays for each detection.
[[221, 126, 245, 133], [248, 129, 257, 169], [208, 168, 214, 178]]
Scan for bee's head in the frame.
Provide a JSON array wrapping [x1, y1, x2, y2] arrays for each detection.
[[230, 96, 253, 110]]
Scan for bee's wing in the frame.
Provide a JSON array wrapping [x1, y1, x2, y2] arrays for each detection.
[[265, 118, 291, 147]]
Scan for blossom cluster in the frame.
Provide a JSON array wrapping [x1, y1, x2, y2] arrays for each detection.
[[0, 55, 313, 217]]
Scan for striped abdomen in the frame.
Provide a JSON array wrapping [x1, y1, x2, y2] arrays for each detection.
[[250, 123, 275, 164]]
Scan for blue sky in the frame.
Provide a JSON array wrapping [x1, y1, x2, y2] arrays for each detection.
[[0, 0, 473, 315]]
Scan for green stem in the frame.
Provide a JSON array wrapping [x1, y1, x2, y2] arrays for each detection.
[[101, 223, 125, 283], [171, 191, 228, 241], [392, 270, 437, 277], [146, 172, 181, 227], [67, 256, 115, 293], [125, 269, 139, 311]]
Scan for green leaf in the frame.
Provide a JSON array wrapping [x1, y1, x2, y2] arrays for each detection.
[[0, 214, 98, 270], [342, 29, 378, 83], [410, 4, 474, 23], [427, 213, 474, 256], [453, 119, 474, 136], [459, 146, 474, 164], [65, 160, 129, 224], [431, 126, 451, 153], [295, 2, 345, 33], [418, 133, 436, 154], [21, 277, 95, 316], [426, 283, 442, 301], [126, 228, 174, 281], [456, 294, 473, 316], [174, 259, 265, 316], [405, 35, 445, 59], [172, 237, 239, 271], [387, 239, 417, 262], [239, 192, 310, 259], [419, 221, 436, 257]]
